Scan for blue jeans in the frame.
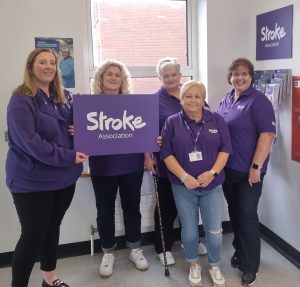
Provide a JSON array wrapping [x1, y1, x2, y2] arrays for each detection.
[[172, 184, 223, 266]]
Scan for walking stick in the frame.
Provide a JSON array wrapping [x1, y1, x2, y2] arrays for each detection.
[[152, 171, 170, 277]]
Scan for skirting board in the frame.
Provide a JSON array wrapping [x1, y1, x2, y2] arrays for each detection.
[[1, 221, 299, 269]]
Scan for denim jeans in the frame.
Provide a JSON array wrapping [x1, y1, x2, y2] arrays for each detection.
[[172, 184, 223, 266], [91, 171, 144, 252], [223, 167, 264, 274]]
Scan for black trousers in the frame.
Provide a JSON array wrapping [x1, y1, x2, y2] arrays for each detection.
[[154, 177, 178, 254], [91, 171, 144, 250], [223, 168, 264, 274], [11, 184, 76, 287]]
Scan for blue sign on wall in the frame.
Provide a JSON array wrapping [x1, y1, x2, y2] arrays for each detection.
[[256, 5, 293, 60]]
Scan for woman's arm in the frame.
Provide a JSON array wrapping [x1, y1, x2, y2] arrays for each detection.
[[164, 155, 200, 189], [248, 132, 275, 186], [197, 152, 230, 188]]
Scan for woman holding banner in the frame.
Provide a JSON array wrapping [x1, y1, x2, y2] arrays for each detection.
[[6, 48, 88, 287], [90, 59, 149, 278], [145, 57, 207, 266]]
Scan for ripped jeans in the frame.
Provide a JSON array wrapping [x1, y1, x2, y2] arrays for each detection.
[[172, 184, 223, 266]]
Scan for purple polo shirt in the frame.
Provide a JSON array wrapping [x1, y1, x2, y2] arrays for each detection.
[[217, 86, 276, 173], [6, 90, 82, 193], [89, 153, 144, 176], [154, 86, 182, 178], [161, 108, 232, 191]]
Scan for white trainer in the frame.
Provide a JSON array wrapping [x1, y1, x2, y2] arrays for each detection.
[[198, 242, 207, 256], [99, 253, 114, 278], [156, 251, 175, 266], [189, 263, 202, 286], [209, 266, 226, 287], [129, 248, 149, 270]]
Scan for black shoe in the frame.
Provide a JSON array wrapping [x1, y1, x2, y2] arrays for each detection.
[[231, 253, 239, 268], [242, 273, 256, 286], [42, 279, 70, 287]]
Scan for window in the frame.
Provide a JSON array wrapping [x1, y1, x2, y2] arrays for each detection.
[[88, 0, 198, 93]]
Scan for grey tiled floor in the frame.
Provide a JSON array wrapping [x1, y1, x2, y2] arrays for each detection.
[[1, 233, 299, 287]]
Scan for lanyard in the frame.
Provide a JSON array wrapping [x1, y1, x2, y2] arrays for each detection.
[[181, 111, 204, 151]]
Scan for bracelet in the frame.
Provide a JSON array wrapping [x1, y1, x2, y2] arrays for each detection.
[[180, 172, 189, 183]]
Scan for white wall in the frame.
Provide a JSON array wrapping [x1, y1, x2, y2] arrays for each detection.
[[0, 0, 93, 252], [249, 0, 300, 251], [0, 0, 299, 255]]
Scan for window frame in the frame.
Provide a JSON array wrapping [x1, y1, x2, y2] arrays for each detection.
[[86, 0, 199, 83]]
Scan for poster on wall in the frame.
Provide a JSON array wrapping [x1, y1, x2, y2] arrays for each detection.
[[256, 5, 293, 60], [73, 94, 159, 156], [35, 37, 75, 88]]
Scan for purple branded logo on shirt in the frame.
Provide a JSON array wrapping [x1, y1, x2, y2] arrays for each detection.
[[256, 5, 293, 60], [73, 94, 159, 156]]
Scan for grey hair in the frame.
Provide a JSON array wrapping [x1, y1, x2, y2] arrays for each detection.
[[156, 57, 181, 76]]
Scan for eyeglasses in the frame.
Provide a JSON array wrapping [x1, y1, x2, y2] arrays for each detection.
[[232, 72, 250, 78]]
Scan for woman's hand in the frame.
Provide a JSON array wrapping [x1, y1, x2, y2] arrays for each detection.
[[75, 152, 89, 164], [197, 171, 214, 188], [156, 136, 162, 149], [68, 125, 74, 136], [184, 175, 200, 190], [144, 155, 156, 174], [248, 168, 261, 187]]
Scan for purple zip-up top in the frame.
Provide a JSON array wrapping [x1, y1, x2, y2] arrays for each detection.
[[6, 90, 82, 193]]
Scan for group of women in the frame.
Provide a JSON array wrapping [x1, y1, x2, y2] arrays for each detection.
[[6, 48, 275, 287]]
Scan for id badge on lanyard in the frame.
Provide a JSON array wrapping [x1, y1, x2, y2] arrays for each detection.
[[189, 151, 203, 162], [181, 112, 204, 162]]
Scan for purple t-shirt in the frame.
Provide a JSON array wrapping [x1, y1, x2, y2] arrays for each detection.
[[217, 86, 276, 173], [155, 86, 182, 178], [161, 108, 232, 191], [89, 153, 144, 176]]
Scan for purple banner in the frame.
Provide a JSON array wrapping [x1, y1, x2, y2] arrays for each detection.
[[256, 5, 293, 60], [73, 94, 159, 156]]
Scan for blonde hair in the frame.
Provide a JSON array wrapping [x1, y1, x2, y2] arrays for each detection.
[[180, 80, 206, 101], [156, 57, 181, 76], [92, 59, 132, 94], [14, 48, 65, 103]]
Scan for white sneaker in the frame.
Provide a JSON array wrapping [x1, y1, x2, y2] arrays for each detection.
[[189, 263, 202, 286], [129, 248, 149, 270], [181, 242, 207, 256], [99, 253, 114, 278], [156, 251, 175, 266], [209, 266, 226, 287], [198, 242, 207, 256]]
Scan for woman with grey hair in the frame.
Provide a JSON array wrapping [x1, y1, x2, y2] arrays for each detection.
[[145, 57, 207, 267], [89, 59, 149, 278]]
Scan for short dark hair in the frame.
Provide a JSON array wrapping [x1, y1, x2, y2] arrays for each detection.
[[227, 58, 254, 84]]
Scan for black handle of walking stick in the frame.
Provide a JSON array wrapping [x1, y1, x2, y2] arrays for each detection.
[[152, 170, 170, 277]]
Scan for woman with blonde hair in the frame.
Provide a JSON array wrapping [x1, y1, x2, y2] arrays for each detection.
[[161, 80, 231, 287], [89, 59, 149, 278]]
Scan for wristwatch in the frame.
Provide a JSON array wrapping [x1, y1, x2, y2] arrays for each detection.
[[251, 163, 260, 170], [210, 169, 218, 178]]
